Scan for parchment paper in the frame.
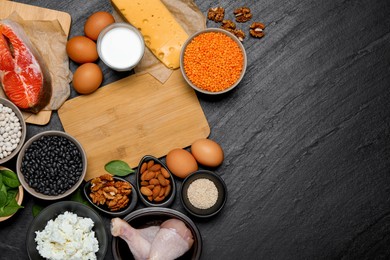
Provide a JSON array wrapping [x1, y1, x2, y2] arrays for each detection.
[[112, 0, 207, 83], [0, 12, 71, 111]]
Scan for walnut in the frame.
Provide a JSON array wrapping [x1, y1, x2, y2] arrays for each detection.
[[90, 189, 106, 205], [115, 181, 132, 195], [234, 6, 252, 23], [108, 195, 129, 211], [207, 7, 225, 22], [100, 174, 114, 182], [250, 22, 265, 38], [89, 174, 132, 211], [234, 29, 246, 42], [220, 20, 236, 30]]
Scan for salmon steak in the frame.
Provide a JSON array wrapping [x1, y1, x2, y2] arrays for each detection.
[[0, 20, 51, 114]]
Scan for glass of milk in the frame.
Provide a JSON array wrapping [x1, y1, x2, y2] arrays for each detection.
[[97, 23, 145, 71]]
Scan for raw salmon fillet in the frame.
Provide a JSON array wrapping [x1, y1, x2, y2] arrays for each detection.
[[0, 19, 51, 113]]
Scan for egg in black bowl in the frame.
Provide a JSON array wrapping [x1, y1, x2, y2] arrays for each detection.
[[136, 155, 176, 207], [111, 207, 202, 260], [83, 175, 138, 217], [181, 170, 227, 218]]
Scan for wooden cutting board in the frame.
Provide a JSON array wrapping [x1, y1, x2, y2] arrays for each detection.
[[0, 0, 71, 125], [58, 70, 210, 181]]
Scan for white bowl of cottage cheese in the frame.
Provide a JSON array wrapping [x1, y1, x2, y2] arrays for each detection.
[[26, 201, 108, 260]]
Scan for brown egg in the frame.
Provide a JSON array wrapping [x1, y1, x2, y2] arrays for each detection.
[[72, 63, 103, 95], [166, 148, 198, 178], [191, 138, 224, 167], [66, 36, 98, 63], [84, 11, 115, 41]]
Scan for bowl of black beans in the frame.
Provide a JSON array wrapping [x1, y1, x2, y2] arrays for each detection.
[[16, 130, 87, 200]]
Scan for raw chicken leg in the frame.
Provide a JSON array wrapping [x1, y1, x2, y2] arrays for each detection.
[[111, 218, 159, 260], [111, 218, 194, 260], [149, 219, 194, 260]]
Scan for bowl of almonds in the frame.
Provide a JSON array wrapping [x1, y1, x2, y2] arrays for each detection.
[[136, 155, 176, 207], [83, 174, 138, 217]]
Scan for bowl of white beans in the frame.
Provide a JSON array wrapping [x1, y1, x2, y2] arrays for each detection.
[[0, 97, 26, 164]]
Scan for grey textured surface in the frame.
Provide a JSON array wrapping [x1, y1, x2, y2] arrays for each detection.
[[1, 0, 390, 259]]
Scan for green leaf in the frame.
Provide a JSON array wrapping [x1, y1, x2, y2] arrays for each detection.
[[32, 204, 45, 217], [70, 187, 90, 207], [0, 190, 6, 207], [0, 181, 5, 196], [105, 160, 134, 176], [6, 189, 17, 201], [0, 198, 23, 217], [0, 169, 20, 188]]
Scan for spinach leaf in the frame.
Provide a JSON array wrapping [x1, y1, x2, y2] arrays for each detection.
[[0, 169, 20, 188], [0, 190, 6, 207], [0, 184, 6, 194], [70, 187, 90, 207], [6, 189, 17, 201], [0, 198, 23, 217], [32, 204, 44, 217], [105, 160, 134, 176]]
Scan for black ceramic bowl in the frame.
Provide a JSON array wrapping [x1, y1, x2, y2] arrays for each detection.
[[83, 176, 138, 217], [26, 201, 108, 260], [181, 170, 227, 218], [136, 155, 176, 207], [111, 207, 202, 260]]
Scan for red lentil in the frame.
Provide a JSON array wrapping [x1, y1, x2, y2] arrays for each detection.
[[183, 32, 244, 92]]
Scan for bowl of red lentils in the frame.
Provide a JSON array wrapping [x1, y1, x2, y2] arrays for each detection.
[[180, 28, 247, 95]]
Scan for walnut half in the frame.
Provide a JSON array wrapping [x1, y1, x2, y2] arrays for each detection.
[[234, 7, 253, 23], [207, 7, 225, 22], [250, 22, 265, 38]]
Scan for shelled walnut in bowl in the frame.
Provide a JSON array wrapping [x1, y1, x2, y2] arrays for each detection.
[[83, 174, 138, 217]]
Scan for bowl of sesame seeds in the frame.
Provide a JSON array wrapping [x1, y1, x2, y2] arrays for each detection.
[[0, 97, 26, 164], [180, 28, 247, 95], [180, 170, 227, 218]]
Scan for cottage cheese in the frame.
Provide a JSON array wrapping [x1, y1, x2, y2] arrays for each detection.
[[35, 211, 99, 260]]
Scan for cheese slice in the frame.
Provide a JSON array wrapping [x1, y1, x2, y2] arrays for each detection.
[[111, 0, 189, 69]]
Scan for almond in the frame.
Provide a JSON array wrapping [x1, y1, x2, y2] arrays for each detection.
[[154, 195, 165, 202], [149, 164, 161, 172], [146, 184, 155, 190], [164, 184, 171, 197], [144, 170, 156, 181], [157, 173, 168, 186], [147, 160, 154, 169], [159, 186, 166, 197], [140, 181, 149, 186], [161, 167, 170, 178], [140, 186, 153, 196], [149, 178, 159, 185], [140, 162, 147, 174], [140, 170, 148, 181], [152, 185, 161, 199]]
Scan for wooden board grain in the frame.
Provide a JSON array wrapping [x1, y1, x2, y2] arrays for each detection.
[[0, 0, 71, 125], [58, 70, 210, 181]]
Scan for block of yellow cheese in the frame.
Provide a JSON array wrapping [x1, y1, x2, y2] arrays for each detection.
[[111, 0, 189, 69]]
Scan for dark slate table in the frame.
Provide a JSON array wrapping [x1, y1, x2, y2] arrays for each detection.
[[1, 0, 390, 259]]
